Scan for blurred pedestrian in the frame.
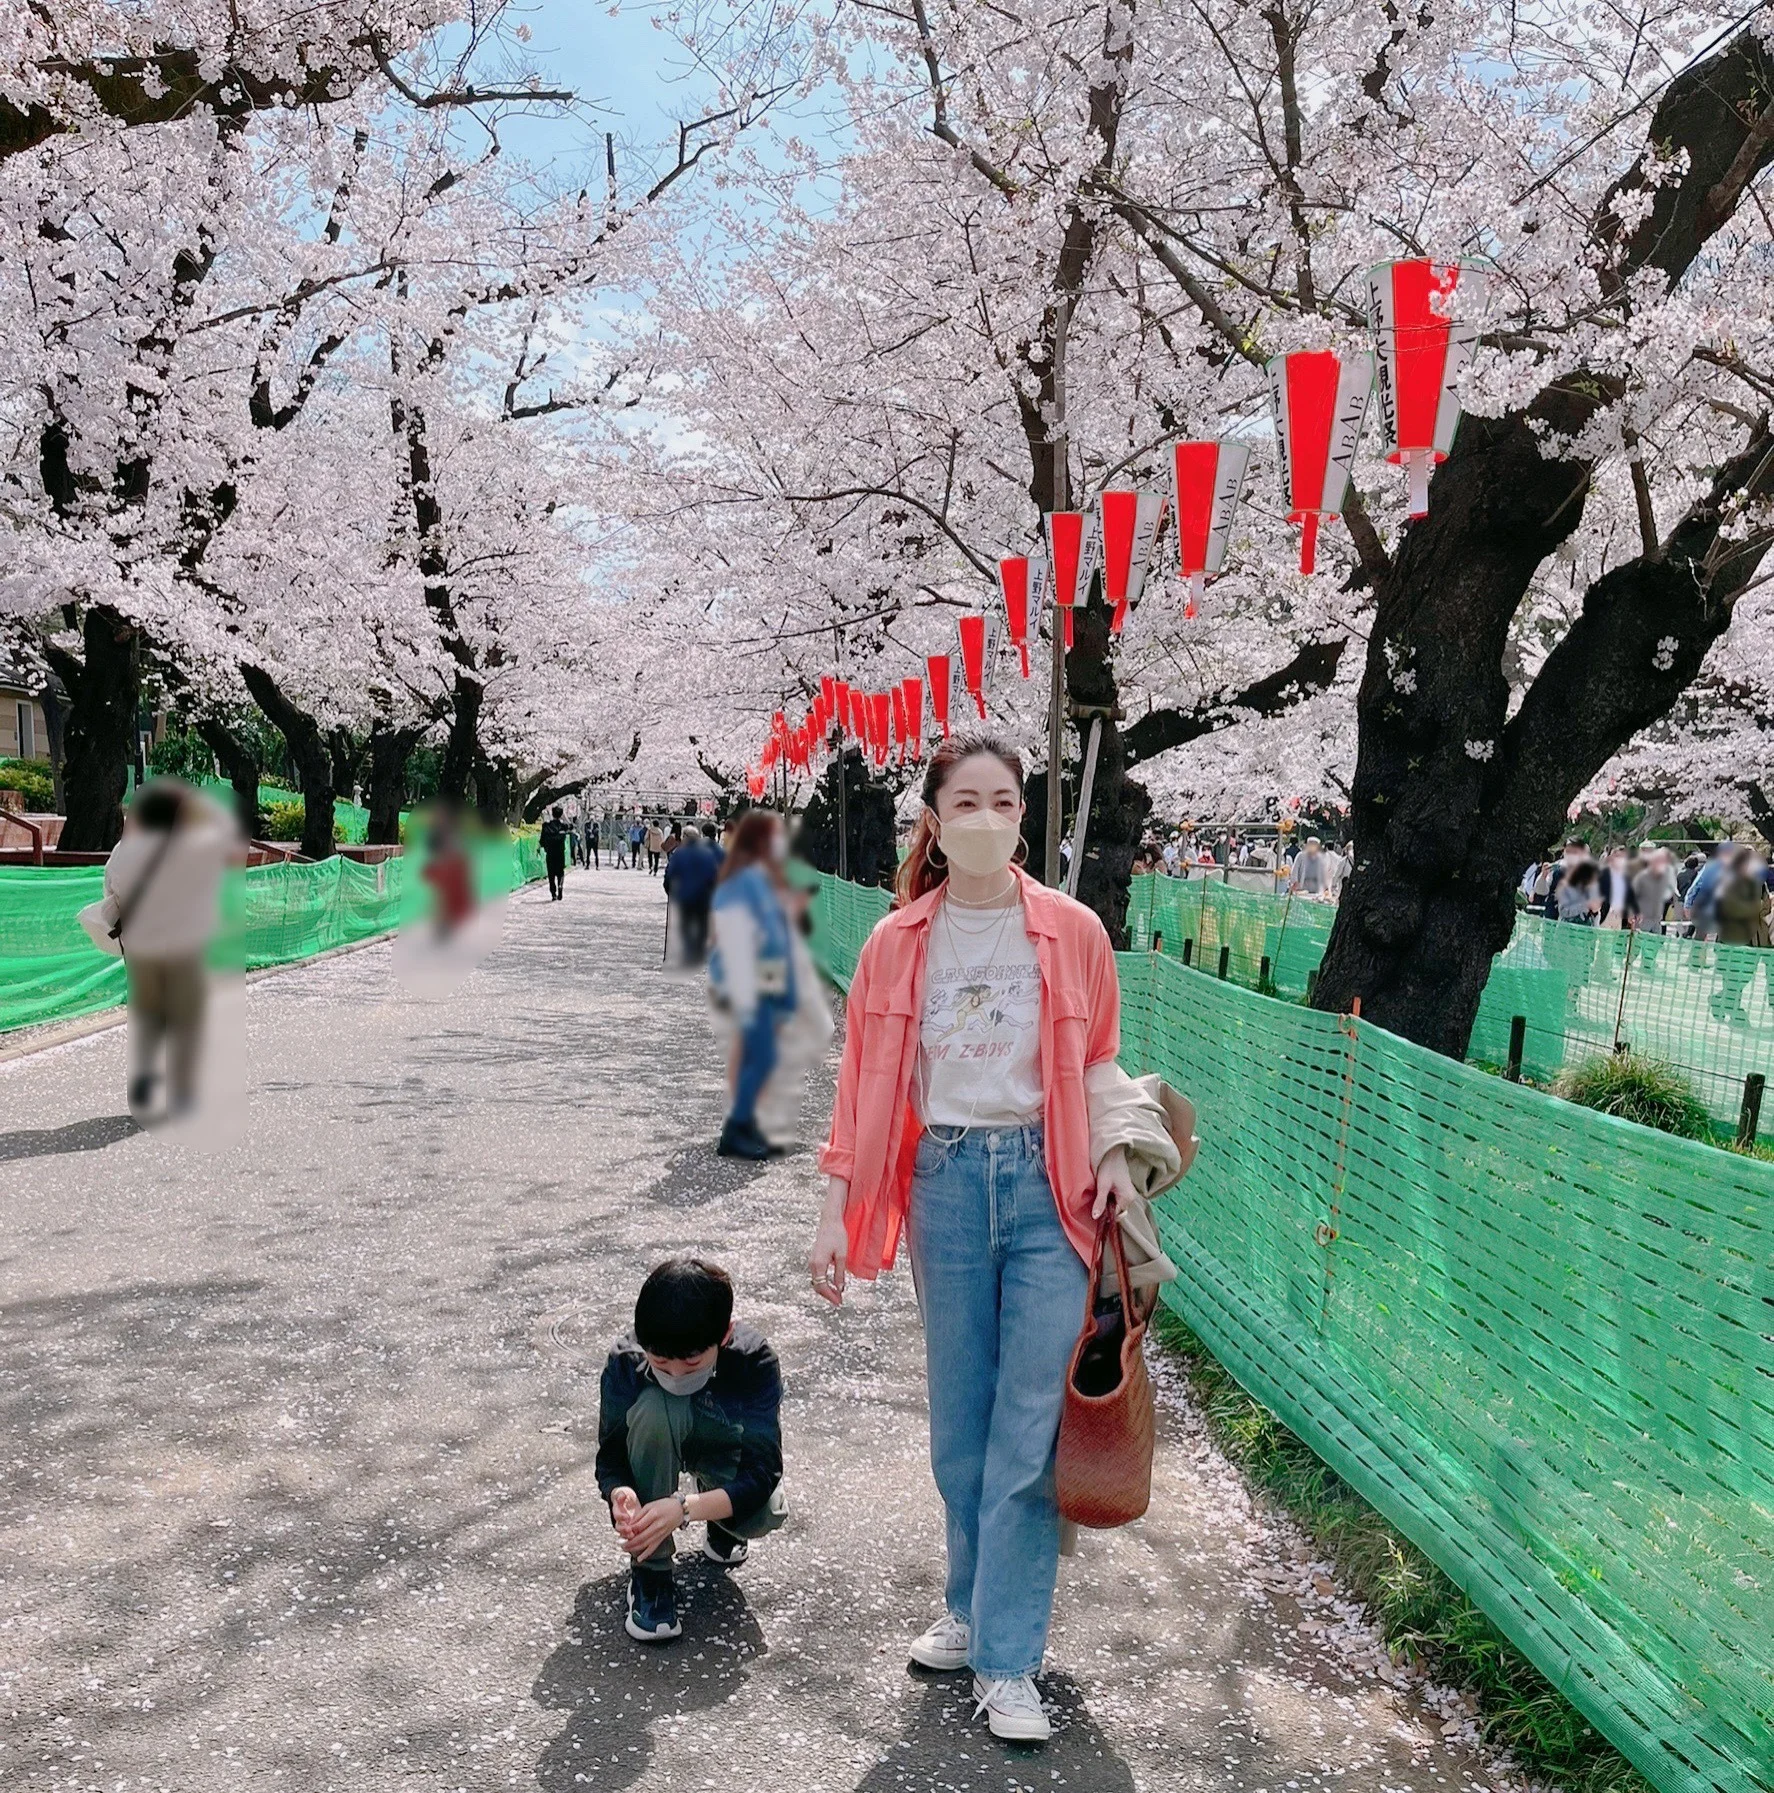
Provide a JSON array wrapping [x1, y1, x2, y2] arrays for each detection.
[[1598, 847, 1633, 929], [629, 818, 645, 871], [1714, 847, 1772, 1019], [1288, 835, 1332, 897], [665, 822, 722, 967], [1555, 857, 1601, 923], [645, 820, 665, 875], [541, 806, 570, 901], [709, 813, 796, 1160], [100, 780, 234, 1124], [586, 816, 600, 868]]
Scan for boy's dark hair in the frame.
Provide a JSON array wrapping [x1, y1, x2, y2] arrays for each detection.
[[634, 1257, 734, 1358]]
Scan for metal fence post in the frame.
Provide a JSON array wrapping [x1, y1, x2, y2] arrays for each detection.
[[1217, 945, 1231, 980], [1505, 1015, 1526, 1083], [1737, 1073, 1765, 1148], [1182, 938, 1193, 966]]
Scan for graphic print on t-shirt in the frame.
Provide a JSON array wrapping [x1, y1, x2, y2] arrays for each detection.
[[922, 945, 1041, 1063]]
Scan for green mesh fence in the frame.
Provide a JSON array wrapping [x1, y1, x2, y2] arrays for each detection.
[[1126, 875, 1774, 1128], [0, 836, 546, 1035], [806, 873, 1773, 1793]]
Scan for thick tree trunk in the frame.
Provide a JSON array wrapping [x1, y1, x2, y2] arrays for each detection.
[[327, 728, 360, 808], [46, 605, 139, 851], [38, 679, 67, 814], [439, 676, 481, 805], [195, 715, 263, 839], [365, 726, 421, 844], [240, 666, 335, 860], [1314, 428, 1752, 1052], [473, 754, 511, 826]]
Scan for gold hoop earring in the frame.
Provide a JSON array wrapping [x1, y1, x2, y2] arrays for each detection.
[[928, 838, 947, 868]]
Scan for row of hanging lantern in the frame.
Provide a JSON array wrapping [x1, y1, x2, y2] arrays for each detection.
[[743, 261, 1480, 789]]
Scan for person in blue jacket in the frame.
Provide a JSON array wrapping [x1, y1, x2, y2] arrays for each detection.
[[663, 822, 722, 966], [709, 812, 796, 1160]]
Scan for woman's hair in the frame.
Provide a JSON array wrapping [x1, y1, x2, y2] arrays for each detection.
[[895, 732, 1026, 908], [717, 809, 782, 885]]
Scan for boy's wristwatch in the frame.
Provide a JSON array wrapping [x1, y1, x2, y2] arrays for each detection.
[[674, 1493, 691, 1528]]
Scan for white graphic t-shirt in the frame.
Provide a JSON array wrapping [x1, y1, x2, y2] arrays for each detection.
[[917, 901, 1043, 1129]]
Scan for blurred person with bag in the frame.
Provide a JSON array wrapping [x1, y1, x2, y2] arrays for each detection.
[[93, 780, 234, 1123]]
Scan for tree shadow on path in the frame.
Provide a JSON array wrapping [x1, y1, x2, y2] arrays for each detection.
[[0, 1113, 139, 1162], [532, 1565, 767, 1792], [856, 1669, 1137, 1793]]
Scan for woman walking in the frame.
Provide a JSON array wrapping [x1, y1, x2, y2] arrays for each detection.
[[710, 812, 797, 1161], [807, 735, 1133, 1743]]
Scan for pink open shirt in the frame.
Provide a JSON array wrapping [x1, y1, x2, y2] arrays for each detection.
[[818, 867, 1121, 1278]]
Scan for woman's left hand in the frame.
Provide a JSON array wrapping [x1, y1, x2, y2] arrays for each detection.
[[1092, 1145, 1136, 1220]]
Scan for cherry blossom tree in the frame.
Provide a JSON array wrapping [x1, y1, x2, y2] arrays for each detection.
[[622, 0, 1774, 1054]]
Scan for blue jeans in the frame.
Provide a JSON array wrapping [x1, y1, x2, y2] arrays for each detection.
[[908, 1124, 1089, 1679], [729, 1001, 783, 1128]]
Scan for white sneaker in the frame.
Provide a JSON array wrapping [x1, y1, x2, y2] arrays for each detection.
[[907, 1611, 970, 1670], [972, 1673, 1051, 1743]]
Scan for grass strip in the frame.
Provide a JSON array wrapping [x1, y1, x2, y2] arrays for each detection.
[[1152, 1307, 1651, 1793]]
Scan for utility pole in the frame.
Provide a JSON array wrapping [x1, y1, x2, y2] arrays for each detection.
[[832, 621, 848, 881], [1045, 608, 1065, 886]]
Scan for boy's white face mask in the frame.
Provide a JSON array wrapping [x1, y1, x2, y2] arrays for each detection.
[[651, 1360, 716, 1397]]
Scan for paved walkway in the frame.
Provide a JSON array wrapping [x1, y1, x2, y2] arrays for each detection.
[[0, 870, 1502, 1793]]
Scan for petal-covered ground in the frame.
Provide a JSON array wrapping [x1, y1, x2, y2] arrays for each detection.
[[0, 868, 1508, 1793]]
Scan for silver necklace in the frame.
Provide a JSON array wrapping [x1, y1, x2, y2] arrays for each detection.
[[942, 875, 1017, 909]]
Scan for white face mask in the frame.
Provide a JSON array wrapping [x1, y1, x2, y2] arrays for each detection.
[[939, 810, 1021, 878], [649, 1357, 716, 1397]]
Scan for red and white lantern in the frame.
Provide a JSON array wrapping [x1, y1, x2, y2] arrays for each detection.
[[1368, 259, 1485, 518], [1098, 491, 1138, 634], [902, 675, 924, 760], [869, 692, 891, 768], [927, 654, 952, 738], [746, 767, 766, 800], [890, 683, 907, 762], [999, 556, 1032, 677], [1170, 440, 1251, 618], [958, 614, 987, 719], [1045, 511, 1085, 648], [1266, 349, 1374, 574]]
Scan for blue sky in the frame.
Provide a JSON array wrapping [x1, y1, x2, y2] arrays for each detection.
[[488, 2, 840, 199]]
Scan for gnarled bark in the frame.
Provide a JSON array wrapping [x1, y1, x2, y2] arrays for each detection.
[[195, 715, 264, 840], [44, 607, 138, 852], [240, 666, 335, 860]]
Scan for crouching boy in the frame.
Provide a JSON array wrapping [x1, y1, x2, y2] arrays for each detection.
[[596, 1256, 786, 1643]]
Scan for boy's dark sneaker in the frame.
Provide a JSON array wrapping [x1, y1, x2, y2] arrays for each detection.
[[716, 1118, 772, 1161], [701, 1523, 749, 1567], [624, 1567, 682, 1643]]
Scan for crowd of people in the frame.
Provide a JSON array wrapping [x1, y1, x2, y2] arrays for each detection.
[[1131, 827, 1353, 898], [1522, 837, 1773, 945]]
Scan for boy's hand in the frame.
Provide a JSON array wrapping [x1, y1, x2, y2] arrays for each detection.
[[618, 1496, 683, 1561], [610, 1487, 640, 1529]]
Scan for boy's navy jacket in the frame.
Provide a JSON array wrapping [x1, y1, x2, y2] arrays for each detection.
[[595, 1324, 783, 1523]]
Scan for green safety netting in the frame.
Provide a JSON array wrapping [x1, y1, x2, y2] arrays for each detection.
[[805, 873, 1773, 1793], [1126, 875, 1774, 1126], [0, 836, 546, 1035]]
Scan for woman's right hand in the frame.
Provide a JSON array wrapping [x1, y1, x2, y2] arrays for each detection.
[[808, 1184, 849, 1307]]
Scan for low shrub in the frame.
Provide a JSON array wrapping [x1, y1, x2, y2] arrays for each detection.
[[0, 757, 56, 810], [1556, 1050, 1712, 1140], [261, 798, 344, 845]]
